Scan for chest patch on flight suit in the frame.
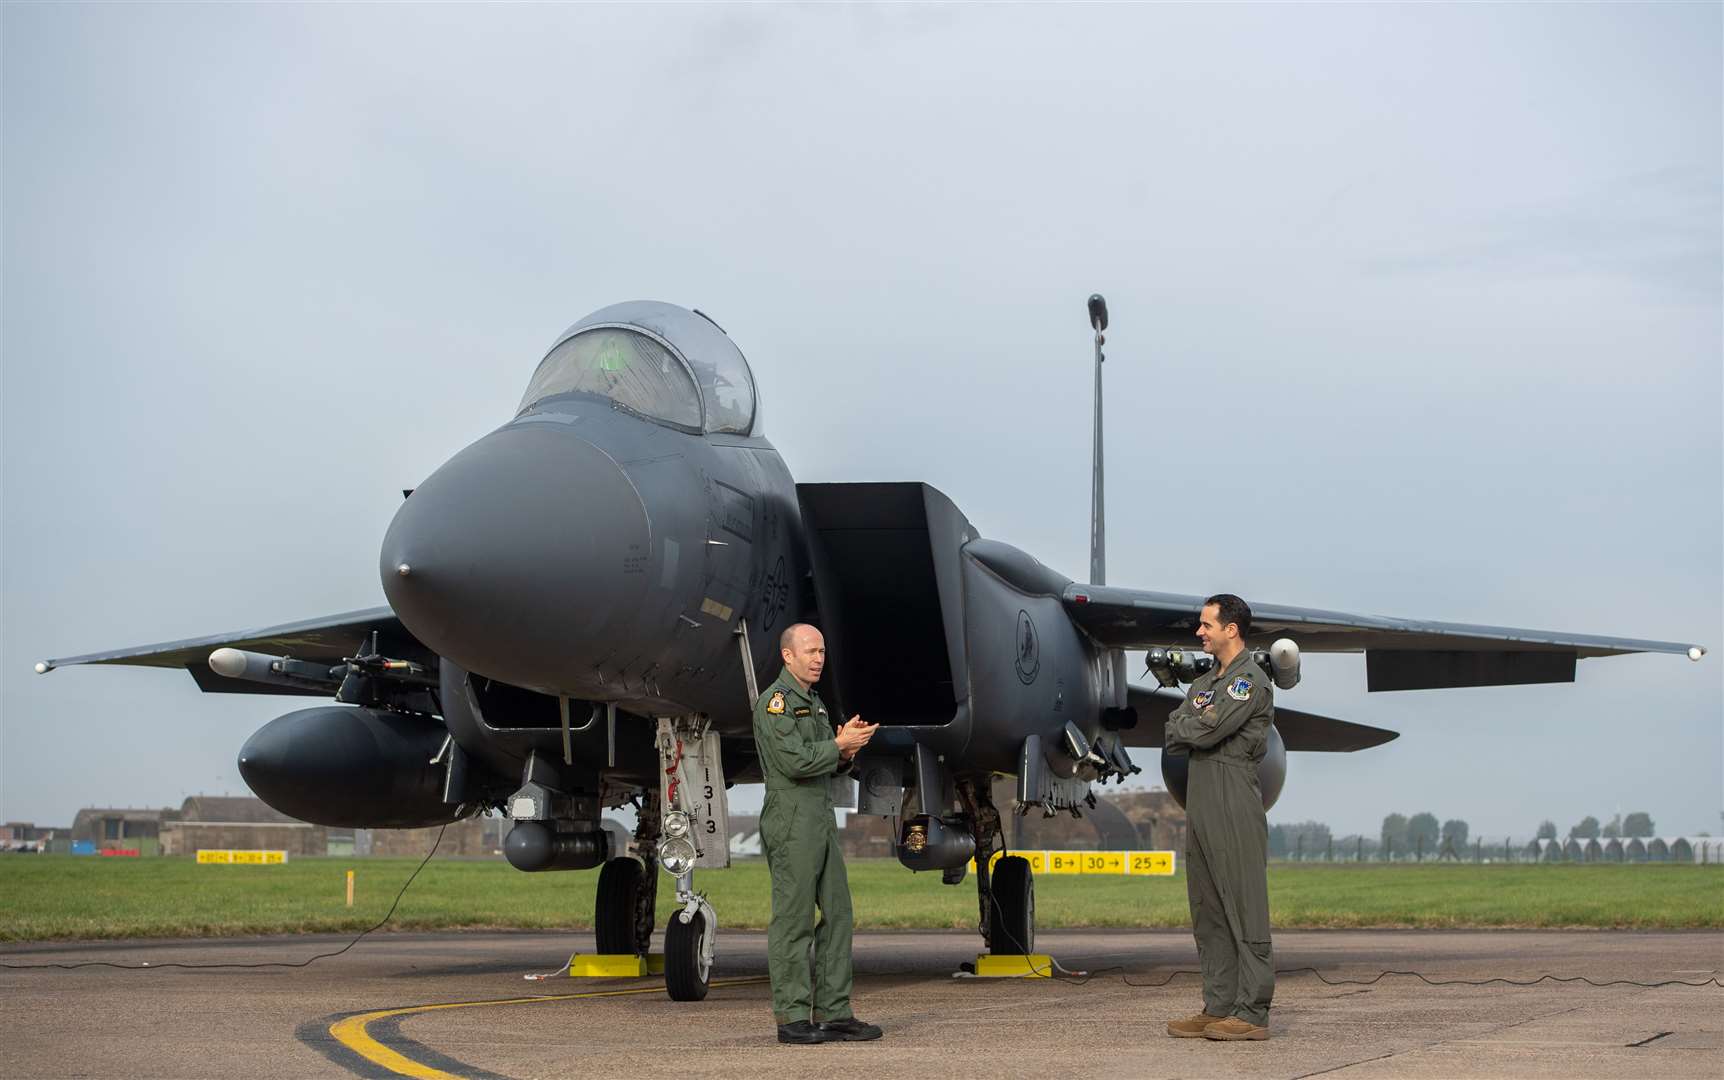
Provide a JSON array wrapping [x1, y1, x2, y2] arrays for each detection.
[[1193, 690, 1215, 709], [1227, 677, 1253, 701], [793, 706, 811, 718], [766, 691, 786, 715]]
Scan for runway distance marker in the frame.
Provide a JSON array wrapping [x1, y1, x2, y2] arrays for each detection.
[[326, 977, 769, 1080], [196, 849, 288, 864], [966, 851, 1175, 875]]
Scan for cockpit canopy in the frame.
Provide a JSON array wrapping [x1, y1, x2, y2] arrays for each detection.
[[518, 301, 758, 435]]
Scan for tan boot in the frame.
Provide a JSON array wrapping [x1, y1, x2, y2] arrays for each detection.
[[1203, 1017, 1269, 1041], [1166, 1013, 1227, 1038]]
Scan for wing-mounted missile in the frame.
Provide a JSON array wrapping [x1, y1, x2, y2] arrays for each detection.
[[209, 648, 343, 692], [208, 631, 440, 712], [1145, 646, 1214, 687], [1144, 638, 1301, 690], [1267, 637, 1301, 689]]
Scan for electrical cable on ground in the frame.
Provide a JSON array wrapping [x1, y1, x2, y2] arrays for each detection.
[[0, 824, 447, 972]]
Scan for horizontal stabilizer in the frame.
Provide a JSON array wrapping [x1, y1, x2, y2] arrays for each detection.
[[1122, 685, 1398, 753]]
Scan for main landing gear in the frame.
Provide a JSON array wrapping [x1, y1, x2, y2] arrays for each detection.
[[594, 799, 659, 957], [958, 778, 1036, 956]]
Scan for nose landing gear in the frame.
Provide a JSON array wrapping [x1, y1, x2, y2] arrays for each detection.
[[655, 715, 729, 1001]]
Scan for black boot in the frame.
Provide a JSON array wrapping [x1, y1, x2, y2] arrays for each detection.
[[777, 1020, 836, 1044], [818, 1017, 883, 1041]]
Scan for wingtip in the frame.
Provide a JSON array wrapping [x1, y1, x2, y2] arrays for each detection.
[[34, 660, 52, 674], [1689, 646, 1707, 662]]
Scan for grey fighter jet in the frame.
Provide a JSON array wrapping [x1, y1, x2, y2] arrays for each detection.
[[38, 298, 1706, 1000]]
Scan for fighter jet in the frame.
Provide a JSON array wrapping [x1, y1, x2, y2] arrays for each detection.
[[37, 298, 1706, 1000]]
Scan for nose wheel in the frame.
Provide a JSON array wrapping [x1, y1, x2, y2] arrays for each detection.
[[664, 887, 716, 1000]]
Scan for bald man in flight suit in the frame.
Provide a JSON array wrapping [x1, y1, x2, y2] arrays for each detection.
[[752, 622, 883, 1045]]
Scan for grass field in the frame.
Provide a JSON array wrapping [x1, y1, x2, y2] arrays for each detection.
[[2, 857, 1720, 942]]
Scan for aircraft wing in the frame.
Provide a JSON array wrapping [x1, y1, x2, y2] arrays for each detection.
[[1064, 583, 1703, 691], [35, 606, 428, 696], [1123, 685, 1398, 751]]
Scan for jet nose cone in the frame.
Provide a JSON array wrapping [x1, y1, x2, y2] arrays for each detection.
[[381, 424, 650, 690]]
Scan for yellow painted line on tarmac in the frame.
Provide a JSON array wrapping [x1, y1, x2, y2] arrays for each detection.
[[328, 977, 770, 1080]]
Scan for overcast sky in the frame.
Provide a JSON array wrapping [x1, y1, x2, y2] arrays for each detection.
[[4, 3, 1719, 841]]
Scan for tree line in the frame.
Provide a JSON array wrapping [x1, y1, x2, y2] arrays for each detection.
[[1536, 813, 1655, 841], [1265, 810, 1666, 862]]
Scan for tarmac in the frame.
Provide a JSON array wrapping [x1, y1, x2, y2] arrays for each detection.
[[3, 928, 1721, 1080]]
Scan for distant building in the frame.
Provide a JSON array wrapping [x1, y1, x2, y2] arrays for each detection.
[[1010, 783, 1187, 853], [159, 795, 327, 857], [2, 822, 70, 853], [71, 806, 179, 855], [360, 814, 630, 859], [840, 814, 895, 859], [362, 815, 503, 858]]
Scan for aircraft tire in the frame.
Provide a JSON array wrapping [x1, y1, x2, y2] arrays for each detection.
[[989, 855, 1035, 956], [594, 856, 645, 955], [664, 909, 711, 1001]]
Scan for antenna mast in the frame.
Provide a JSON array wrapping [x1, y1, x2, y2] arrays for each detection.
[[1087, 294, 1109, 585]]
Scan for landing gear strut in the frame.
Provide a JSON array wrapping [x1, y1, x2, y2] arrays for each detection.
[[656, 715, 727, 1001], [959, 778, 1035, 956]]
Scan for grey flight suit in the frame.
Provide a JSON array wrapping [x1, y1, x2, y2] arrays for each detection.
[[751, 668, 856, 1026], [1164, 648, 1275, 1026]]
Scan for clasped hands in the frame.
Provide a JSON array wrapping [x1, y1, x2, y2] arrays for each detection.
[[834, 715, 878, 759]]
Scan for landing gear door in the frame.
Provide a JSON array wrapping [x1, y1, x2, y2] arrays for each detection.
[[657, 717, 731, 869]]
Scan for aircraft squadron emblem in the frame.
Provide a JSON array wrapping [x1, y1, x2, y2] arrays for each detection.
[[1228, 677, 1253, 701], [766, 690, 786, 715], [1014, 609, 1040, 684]]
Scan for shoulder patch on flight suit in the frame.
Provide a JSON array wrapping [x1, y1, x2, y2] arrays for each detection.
[[793, 706, 812, 718], [1193, 689, 1215, 709], [1227, 677, 1253, 701], [766, 691, 786, 715]]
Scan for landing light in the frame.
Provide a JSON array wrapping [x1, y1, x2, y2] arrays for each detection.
[[34, 661, 49, 674], [1690, 646, 1706, 662], [662, 810, 692, 839], [658, 835, 697, 876]]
